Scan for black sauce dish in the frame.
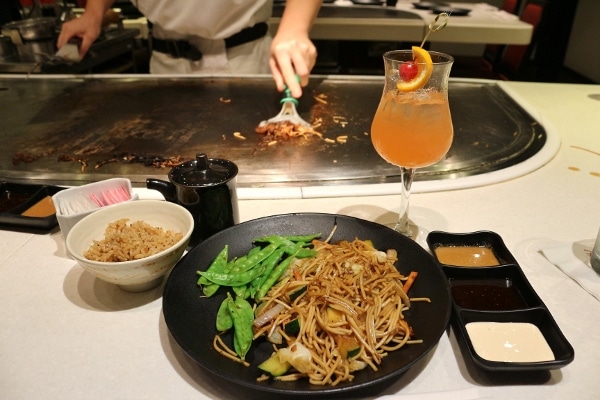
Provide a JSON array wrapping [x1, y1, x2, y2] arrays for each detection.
[[426, 230, 574, 374], [0, 181, 65, 231]]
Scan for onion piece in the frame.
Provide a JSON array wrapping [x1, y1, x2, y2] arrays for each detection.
[[267, 329, 283, 344], [374, 251, 387, 263], [386, 248, 397, 260], [253, 303, 286, 328], [278, 342, 312, 373]]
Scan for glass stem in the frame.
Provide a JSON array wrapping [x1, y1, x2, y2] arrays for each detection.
[[394, 167, 415, 237]]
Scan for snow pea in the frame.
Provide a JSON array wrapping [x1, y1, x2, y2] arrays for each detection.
[[228, 246, 261, 272], [215, 296, 233, 332], [295, 247, 318, 259], [253, 235, 316, 259], [250, 246, 288, 290], [254, 233, 321, 244], [255, 250, 300, 300], [202, 283, 220, 297], [229, 242, 279, 274], [228, 295, 254, 359], [196, 245, 229, 286], [232, 284, 250, 299], [199, 262, 268, 287]]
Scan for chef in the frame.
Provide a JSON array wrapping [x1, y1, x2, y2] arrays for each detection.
[[57, 0, 322, 97]]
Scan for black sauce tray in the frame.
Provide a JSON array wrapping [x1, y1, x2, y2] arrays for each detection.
[[0, 181, 65, 231], [426, 230, 575, 373]]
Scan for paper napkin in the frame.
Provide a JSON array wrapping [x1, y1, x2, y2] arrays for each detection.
[[541, 240, 600, 302]]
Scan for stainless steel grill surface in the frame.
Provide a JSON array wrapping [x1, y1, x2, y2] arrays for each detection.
[[0, 75, 546, 188]]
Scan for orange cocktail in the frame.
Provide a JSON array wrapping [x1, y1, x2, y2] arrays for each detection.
[[370, 48, 453, 237], [371, 90, 453, 168]]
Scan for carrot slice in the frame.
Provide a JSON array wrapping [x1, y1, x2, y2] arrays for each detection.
[[403, 271, 419, 293]]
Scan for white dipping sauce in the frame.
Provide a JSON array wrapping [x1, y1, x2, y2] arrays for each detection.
[[465, 322, 555, 362]]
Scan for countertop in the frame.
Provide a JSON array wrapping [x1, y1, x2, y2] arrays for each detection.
[[120, 1, 533, 45], [1, 79, 600, 399], [268, 1, 533, 44]]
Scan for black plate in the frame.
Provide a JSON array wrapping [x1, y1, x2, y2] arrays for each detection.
[[432, 6, 471, 16], [0, 182, 64, 231], [163, 213, 451, 396]]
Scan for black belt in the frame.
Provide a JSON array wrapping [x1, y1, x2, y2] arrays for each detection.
[[151, 22, 269, 61]]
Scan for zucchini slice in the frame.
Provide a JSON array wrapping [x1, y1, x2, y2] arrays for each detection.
[[258, 352, 291, 377], [289, 285, 307, 302], [284, 318, 301, 336]]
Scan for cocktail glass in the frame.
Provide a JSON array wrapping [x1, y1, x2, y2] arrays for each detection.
[[371, 50, 454, 237]]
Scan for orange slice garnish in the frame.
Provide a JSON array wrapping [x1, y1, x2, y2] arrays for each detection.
[[396, 46, 433, 92]]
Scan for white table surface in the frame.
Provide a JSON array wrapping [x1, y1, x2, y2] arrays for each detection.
[[268, 1, 533, 45], [2, 79, 600, 399]]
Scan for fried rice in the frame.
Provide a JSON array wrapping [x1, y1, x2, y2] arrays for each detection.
[[84, 218, 183, 262]]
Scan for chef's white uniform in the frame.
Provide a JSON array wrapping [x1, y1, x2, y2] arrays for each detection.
[[131, 0, 273, 74]]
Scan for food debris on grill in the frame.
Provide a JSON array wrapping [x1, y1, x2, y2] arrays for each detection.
[[58, 155, 89, 172], [255, 121, 323, 141], [54, 152, 185, 172], [332, 115, 348, 128], [105, 153, 184, 168], [94, 159, 119, 169], [254, 90, 354, 148], [313, 94, 328, 104], [254, 114, 353, 149], [12, 152, 42, 165]]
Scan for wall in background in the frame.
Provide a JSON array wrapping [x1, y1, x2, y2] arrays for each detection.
[[564, 0, 599, 82]]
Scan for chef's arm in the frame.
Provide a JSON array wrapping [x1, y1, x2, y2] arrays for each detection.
[[57, 0, 116, 59], [270, 0, 323, 98]]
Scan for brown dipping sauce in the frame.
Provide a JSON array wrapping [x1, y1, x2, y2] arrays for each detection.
[[435, 246, 500, 267], [21, 196, 56, 218], [451, 280, 527, 310]]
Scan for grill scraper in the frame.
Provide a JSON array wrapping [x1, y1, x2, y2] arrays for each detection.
[[258, 84, 311, 128]]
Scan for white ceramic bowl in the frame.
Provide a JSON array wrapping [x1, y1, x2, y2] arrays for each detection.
[[66, 200, 194, 292]]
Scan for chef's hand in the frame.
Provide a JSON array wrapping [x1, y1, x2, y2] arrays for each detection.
[[269, 34, 317, 99], [269, 0, 322, 98], [57, 13, 103, 60]]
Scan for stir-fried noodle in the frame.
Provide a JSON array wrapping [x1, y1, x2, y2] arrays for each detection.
[[253, 239, 425, 385]]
